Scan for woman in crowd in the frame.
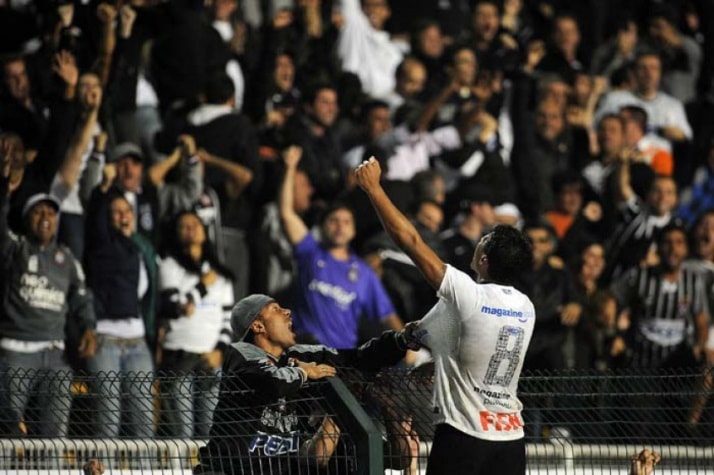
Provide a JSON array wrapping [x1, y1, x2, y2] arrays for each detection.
[[85, 190, 158, 438], [157, 210, 234, 438]]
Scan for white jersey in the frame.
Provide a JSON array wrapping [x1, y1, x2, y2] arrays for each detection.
[[420, 265, 535, 441], [159, 256, 235, 354]]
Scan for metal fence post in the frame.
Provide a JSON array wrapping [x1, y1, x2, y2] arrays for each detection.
[[323, 378, 384, 475]]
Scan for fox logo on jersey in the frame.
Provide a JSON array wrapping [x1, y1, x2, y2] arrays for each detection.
[[479, 411, 523, 432]]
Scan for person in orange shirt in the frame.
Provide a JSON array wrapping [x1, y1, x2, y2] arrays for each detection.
[[620, 105, 673, 176], [544, 170, 604, 263]]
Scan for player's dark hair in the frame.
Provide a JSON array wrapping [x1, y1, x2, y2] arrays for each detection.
[[482, 225, 533, 285]]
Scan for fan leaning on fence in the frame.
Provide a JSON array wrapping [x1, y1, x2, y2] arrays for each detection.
[[193, 293, 421, 475]]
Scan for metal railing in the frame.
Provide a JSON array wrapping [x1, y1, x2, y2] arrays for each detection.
[[0, 366, 711, 473]]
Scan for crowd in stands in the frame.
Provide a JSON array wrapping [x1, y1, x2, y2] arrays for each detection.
[[0, 0, 713, 441]]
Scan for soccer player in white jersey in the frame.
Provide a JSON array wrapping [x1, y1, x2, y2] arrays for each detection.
[[355, 157, 535, 475]]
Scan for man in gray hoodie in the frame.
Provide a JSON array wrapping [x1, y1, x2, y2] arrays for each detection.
[[0, 148, 96, 436]]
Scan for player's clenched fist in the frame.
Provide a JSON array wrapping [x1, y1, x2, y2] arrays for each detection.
[[354, 156, 382, 191]]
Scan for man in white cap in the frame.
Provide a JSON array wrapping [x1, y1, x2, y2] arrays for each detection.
[[195, 293, 419, 474], [0, 170, 96, 436]]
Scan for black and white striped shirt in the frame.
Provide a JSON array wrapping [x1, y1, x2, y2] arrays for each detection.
[[611, 264, 709, 368], [604, 196, 671, 283]]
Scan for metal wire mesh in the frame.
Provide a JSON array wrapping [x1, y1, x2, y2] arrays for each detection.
[[0, 366, 712, 473]]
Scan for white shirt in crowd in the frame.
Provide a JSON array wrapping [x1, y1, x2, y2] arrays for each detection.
[[159, 256, 234, 354], [593, 90, 693, 141], [342, 125, 462, 182], [336, 0, 407, 100], [49, 123, 102, 215]]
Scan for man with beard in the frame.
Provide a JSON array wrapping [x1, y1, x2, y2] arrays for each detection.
[[611, 222, 710, 369]]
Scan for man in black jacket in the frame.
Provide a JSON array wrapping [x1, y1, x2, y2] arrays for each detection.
[[195, 293, 417, 474]]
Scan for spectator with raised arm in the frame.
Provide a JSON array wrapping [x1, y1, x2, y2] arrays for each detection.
[[3, 51, 89, 237], [335, 0, 405, 100], [0, 138, 96, 437], [591, 19, 643, 79], [280, 146, 403, 348], [611, 221, 710, 370], [463, 0, 521, 76], [250, 151, 315, 307], [647, 5, 702, 104], [602, 149, 678, 283], [51, 67, 104, 260], [146, 134, 203, 221], [630, 448, 661, 475], [106, 3, 164, 163], [158, 72, 260, 300], [84, 183, 158, 438]]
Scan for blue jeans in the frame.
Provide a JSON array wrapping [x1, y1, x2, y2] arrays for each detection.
[[0, 347, 72, 437], [159, 350, 220, 438], [86, 336, 155, 438]]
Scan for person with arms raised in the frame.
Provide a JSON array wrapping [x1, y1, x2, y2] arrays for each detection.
[[354, 157, 535, 475], [279, 146, 402, 348]]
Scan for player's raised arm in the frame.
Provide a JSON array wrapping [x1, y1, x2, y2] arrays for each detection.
[[354, 157, 446, 289]]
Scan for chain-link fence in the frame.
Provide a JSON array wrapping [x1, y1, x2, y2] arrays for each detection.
[[0, 366, 712, 473]]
